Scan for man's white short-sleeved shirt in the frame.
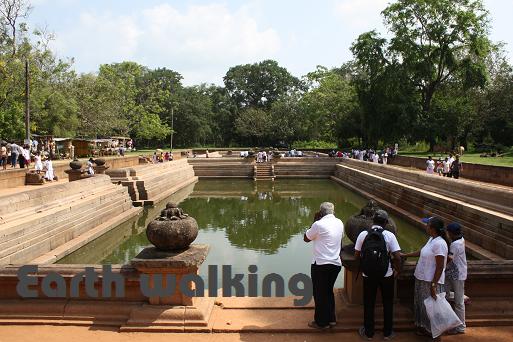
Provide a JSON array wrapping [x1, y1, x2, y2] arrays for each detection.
[[354, 227, 401, 277], [305, 214, 344, 266]]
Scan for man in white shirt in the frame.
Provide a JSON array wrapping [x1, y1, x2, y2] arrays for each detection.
[[355, 210, 402, 340], [304, 202, 344, 329]]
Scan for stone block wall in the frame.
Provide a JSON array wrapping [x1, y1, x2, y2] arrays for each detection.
[[333, 164, 513, 259], [0, 175, 142, 264], [390, 155, 513, 187]]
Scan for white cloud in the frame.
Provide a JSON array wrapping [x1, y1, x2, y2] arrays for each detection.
[[50, 3, 281, 85], [334, 0, 388, 30]]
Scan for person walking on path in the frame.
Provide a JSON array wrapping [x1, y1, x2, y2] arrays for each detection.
[[445, 222, 467, 334], [0, 144, 7, 170], [450, 155, 463, 179], [401, 217, 449, 341], [44, 157, 55, 181], [355, 210, 402, 340], [22, 146, 31, 168], [442, 157, 450, 177], [426, 156, 435, 174], [10, 142, 20, 168], [304, 202, 344, 329], [34, 152, 43, 174]]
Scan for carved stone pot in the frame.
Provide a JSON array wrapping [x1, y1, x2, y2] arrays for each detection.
[[345, 200, 398, 243], [95, 158, 106, 166], [69, 159, 82, 170], [146, 216, 199, 251]]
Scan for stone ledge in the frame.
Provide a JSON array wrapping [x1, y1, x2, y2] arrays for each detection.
[[131, 244, 210, 270]]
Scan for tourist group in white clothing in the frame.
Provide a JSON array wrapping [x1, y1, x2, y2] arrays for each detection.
[[304, 202, 467, 342], [426, 154, 463, 179]]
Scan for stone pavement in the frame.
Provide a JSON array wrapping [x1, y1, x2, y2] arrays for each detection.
[[0, 325, 513, 342]]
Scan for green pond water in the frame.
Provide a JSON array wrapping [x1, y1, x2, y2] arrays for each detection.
[[58, 179, 427, 290]]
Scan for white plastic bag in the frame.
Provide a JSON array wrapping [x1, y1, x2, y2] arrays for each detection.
[[424, 292, 462, 338]]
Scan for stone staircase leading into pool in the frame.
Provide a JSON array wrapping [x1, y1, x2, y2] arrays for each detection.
[[254, 163, 274, 181], [106, 159, 197, 206], [0, 175, 142, 265]]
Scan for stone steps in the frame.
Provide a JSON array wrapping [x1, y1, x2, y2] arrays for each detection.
[[350, 169, 513, 242], [274, 163, 335, 178], [336, 167, 513, 250], [0, 192, 129, 253], [333, 164, 513, 259], [254, 164, 274, 181], [106, 160, 197, 206], [0, 175, 115, 216], [341, 158, 513, 217], [0, 195, 132, 264], [0, 175, 139, 264], [0, 184, 125, 236]]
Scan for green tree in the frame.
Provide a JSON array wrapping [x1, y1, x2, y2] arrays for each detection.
[[224, 60, 302, 109], [234, 107, 272, 146], [352, 0, 492, 149], [133, 112, 171, 141], [173, 86, 214, 147], [301, 66, 360, 145]]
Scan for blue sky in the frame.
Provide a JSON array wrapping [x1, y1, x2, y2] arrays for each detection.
[[27, 0, 513, 85]]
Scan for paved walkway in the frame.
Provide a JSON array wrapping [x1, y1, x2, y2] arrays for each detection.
[[0, 325, 512, 342]]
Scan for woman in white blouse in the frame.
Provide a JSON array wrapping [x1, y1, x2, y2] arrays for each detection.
[[402, 217, 449, 341]]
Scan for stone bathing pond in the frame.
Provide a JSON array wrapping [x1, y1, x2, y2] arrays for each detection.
[[58, 179, 427, 292]]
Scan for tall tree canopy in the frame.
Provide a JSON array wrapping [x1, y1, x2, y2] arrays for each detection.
[[224, 60, 302, 109]]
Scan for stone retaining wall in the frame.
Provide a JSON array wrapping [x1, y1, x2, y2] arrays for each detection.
[[1, 260, 513, 329], [188, 158, 255, 178], [341, 158, 513, 216], [188, 157, 341, 179], [390, 155, 513, 187], [0, 155, 141, 189], [333, 164, 513, 259], [0, 175, 142, 264]]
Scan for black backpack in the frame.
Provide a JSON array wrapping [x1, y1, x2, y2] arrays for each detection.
[[360, 228, 390, 279]]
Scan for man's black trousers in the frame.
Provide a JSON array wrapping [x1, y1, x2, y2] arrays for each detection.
[[363, 275, 395, 338], [311, 263, 341, 327]]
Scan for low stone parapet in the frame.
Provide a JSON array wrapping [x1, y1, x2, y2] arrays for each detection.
[[341, 158, 513, 216], [390, 155, 513, 187]]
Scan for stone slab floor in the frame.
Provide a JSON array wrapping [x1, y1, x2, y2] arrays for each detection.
[[1, 325, 513, 342]]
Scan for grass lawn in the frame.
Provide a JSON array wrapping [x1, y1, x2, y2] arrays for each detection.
[[400, 151, 513, 167]]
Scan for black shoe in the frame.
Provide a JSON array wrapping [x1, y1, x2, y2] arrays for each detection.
[[308, 321, 330, 330], [358, 326, 372, 340]]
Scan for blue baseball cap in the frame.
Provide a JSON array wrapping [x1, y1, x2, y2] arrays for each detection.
[[447, 222, 463, 235], [421, 217, 434, 224]]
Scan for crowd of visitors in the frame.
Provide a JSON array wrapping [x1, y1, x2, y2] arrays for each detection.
[[305, 203, 467, 341], [427, 154, 463, 179], [0, 141, 57, 180], [151, 150, 174, 163], [329, 147, 398, 164], [255, 151, 273, 163]]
